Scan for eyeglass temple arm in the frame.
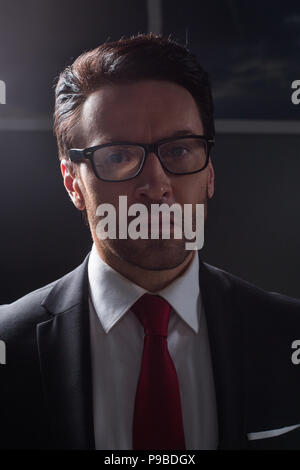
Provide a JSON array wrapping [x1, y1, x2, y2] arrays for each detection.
[[69, 149, 86, 162]]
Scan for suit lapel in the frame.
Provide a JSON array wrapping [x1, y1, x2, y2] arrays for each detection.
[[37, 254, 95, 449], [198, 254, 247, 449]]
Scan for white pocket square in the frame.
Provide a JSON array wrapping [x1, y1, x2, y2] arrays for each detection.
[[247, 424, 300, 440]]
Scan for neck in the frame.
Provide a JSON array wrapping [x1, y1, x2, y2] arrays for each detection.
[[94, 242, 195, 292]]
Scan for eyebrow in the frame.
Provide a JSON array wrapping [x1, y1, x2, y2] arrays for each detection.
[[168, 129, 200, 138], [97, 129, 200, 145]]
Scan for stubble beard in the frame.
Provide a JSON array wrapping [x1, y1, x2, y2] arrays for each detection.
[[104, 236, 191, 271], [85, 192, 208, 272]]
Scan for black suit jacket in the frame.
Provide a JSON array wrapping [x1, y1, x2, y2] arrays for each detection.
[[1, 251, 300, 449]]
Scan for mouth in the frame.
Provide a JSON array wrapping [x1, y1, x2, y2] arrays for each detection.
[[141, 216, 178, 237], [123, 210, 183, 239]]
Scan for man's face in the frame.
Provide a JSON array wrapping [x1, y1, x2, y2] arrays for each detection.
[[61, 80, 214, 270]]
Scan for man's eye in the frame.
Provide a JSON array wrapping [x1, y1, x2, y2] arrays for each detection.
[[166, 146, 189, 158], [107, 153, 128, 164]]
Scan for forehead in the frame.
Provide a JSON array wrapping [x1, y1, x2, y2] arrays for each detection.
[[76, 80, 204, 146]]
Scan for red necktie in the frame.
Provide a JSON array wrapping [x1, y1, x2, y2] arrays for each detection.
[[131, 293, 186, 450]]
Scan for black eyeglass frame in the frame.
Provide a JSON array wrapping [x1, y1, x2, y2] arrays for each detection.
[[68, 134, 215, 182]]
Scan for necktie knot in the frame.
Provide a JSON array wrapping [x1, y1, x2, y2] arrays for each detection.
[[131, 293, 170, 337]]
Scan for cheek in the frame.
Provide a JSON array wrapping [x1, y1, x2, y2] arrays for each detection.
[[87, 183, 116, 208], [173, 174, 208, 204], [84, 174, 133, 209]]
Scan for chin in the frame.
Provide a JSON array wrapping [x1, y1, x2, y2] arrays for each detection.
[[107, 238, 191, 271]]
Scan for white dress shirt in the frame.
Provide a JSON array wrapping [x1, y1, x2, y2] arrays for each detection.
[[88, 243, 218, 450]]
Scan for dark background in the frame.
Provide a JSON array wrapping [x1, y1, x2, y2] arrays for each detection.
[[0, 0, 300, 303]]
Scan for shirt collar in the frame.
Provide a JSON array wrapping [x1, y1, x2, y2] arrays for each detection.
[[88, 243, 200, 334]]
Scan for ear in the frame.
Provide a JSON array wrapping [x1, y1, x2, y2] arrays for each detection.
[[60, 159, 86, 210], [207, 158, 215, 199]]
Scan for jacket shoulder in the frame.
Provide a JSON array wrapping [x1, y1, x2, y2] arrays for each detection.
[[0, 269, 79, 338], [201, 260, 300, 313], [0, 280, 57, 339]]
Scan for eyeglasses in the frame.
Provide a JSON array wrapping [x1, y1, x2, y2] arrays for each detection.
[[69, 134, 215, 182]]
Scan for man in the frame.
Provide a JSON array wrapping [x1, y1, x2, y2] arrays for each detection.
[[1, 33, 300, 450]]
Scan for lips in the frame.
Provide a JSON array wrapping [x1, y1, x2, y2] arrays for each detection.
[[147, 214, 174, 225], [142, 217, 178, 237]]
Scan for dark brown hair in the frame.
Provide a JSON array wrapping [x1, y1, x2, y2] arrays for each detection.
[[54, 33, 215, 160]]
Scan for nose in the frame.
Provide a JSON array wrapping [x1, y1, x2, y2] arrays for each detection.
[[134, 152, 173, 203]]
